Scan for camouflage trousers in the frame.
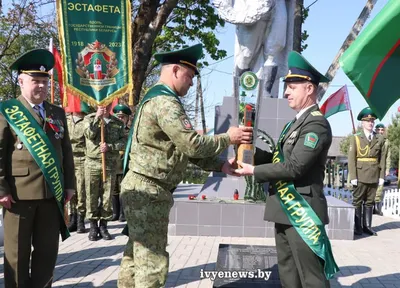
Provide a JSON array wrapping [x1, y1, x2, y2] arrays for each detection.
[[375, 185, 384, 202], [85, 157, 117, 221], [118, 171, 174, 288], [113, 174, 123, 196], [67, 156, 86, 216]]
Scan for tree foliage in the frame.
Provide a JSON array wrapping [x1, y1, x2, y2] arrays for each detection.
[[387, 113, 400, 169]]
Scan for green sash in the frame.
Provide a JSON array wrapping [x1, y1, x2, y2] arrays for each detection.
[[121, 83, 180, 236], [0, 99, 70, 241], [273, 120, 339, 279]]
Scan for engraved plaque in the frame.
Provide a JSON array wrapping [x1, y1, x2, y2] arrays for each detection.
[[213, 244, 281, 287]]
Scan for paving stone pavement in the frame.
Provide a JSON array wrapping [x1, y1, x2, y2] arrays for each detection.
[[0, 215, 399, 287]]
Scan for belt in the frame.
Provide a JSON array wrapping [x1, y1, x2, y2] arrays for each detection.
[[357, 158, 378, 162], [131, 172, 176, 193]]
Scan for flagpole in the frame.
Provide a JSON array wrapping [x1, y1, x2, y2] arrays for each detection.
[[349, 109, 356, 134], [51, 73, 54, 104]]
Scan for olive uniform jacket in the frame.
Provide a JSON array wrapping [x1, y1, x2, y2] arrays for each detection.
[[254, 105, 332, 225], [0, 96, 75, 200], [347, 130, 385, 184]]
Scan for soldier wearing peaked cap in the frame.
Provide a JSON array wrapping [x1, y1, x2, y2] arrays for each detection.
[[348, 107, 385, 235], [374, 123, 390, 215], [111, 104, 132, 222], [0, 49, 76, 287], [117, 44, 253, 288], [234, 51, 339, 287]]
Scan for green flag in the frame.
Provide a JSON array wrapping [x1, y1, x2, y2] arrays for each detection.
[[339, 0, 400, 120], [56, 0, 133, 106]]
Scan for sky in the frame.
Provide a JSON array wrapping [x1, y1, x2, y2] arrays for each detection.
[[198, 0, 399, 137]]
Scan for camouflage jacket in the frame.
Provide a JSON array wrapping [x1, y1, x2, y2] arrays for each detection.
[[83, 113, 127, 162], [66, 114, 86, 157], [129, 94, 230, 191], [116, 126, 130, 175]]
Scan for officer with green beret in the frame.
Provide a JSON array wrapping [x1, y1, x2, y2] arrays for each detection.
[[374, 123, 390, 215], [348, 107, 385, 235], [0, 49, 76, 286], [111, 104, 132, 222], [117, 43, 253, 287], [234, 51, 338, 287]]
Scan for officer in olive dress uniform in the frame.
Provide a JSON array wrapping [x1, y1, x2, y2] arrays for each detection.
[[111, 104, 132, 222], [234, 51, 335, 287], [348, 108, 385, 236], [374, 123, 390, 215], [0, 49, 75, 287], [117, 43, 253, 288]]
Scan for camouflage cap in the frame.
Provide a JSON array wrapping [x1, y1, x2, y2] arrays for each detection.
[[9, 49, 54, 77]]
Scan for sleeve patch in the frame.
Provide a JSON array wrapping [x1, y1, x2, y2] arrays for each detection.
[[304, 132, 319, 149], [179, 115, 193, 130]]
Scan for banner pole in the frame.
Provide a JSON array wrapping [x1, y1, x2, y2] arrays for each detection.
[[101, 119, 107, 182], [349, 109, 356, 134]]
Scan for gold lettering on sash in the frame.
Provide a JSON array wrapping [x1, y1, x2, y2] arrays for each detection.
[[282, 193, 294, 204]]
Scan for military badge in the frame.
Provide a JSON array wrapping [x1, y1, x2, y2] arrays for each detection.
[[46, 116, 64, 139], [287, 131, 298, 145], [179, 115, 193, 130], [304, 132, 319, 149]]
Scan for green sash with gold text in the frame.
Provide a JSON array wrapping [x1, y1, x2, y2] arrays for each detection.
[[0, 99, 70, 241], [272, 120, 339, 279]]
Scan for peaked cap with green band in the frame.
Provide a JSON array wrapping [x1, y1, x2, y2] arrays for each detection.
[[9, 49, 54, 78], [357, 107, 377, 121], [154, 43, 203, 75], [283, 51, 330, 84], [113, 104, 132, 116], [375, 123, 385, 129]]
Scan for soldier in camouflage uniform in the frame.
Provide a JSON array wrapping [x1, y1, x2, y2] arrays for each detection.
[[66, 109, 89, 233], [84, 104, 127, 241], [348, 107, 385, 236], [374, 123, 390, 215], [111, 104, 132, 222], [117, 44, 253, 288]]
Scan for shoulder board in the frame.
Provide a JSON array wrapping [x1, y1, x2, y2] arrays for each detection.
[[311, 111, 323, 116], [355, 132, 361, 135]]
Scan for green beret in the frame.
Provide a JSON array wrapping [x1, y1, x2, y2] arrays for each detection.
[[154, 44, 203, 75], [357, 107, 377, 121], [375, 123, 385, 129], [113, 104, 131, 116], [283, 51, 330, 85], [9, 49, 54, 77]]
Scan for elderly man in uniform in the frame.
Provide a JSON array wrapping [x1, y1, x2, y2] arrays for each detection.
[[117, 43, 253, 288], [66, 106, 90, 233], [0, 49, 75, 287], [234, 51, 339, 287], [348, 108, 385, 236], [373, 123, 390, 215], [84, 104, 127, 241], [111, 104, 132, 222]]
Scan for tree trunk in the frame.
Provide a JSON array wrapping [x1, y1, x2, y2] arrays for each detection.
[[317, 0, 378, 102], [130, 0, 179, 106], [293, 0, 304, 52], [197, 75, 207, 134]]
